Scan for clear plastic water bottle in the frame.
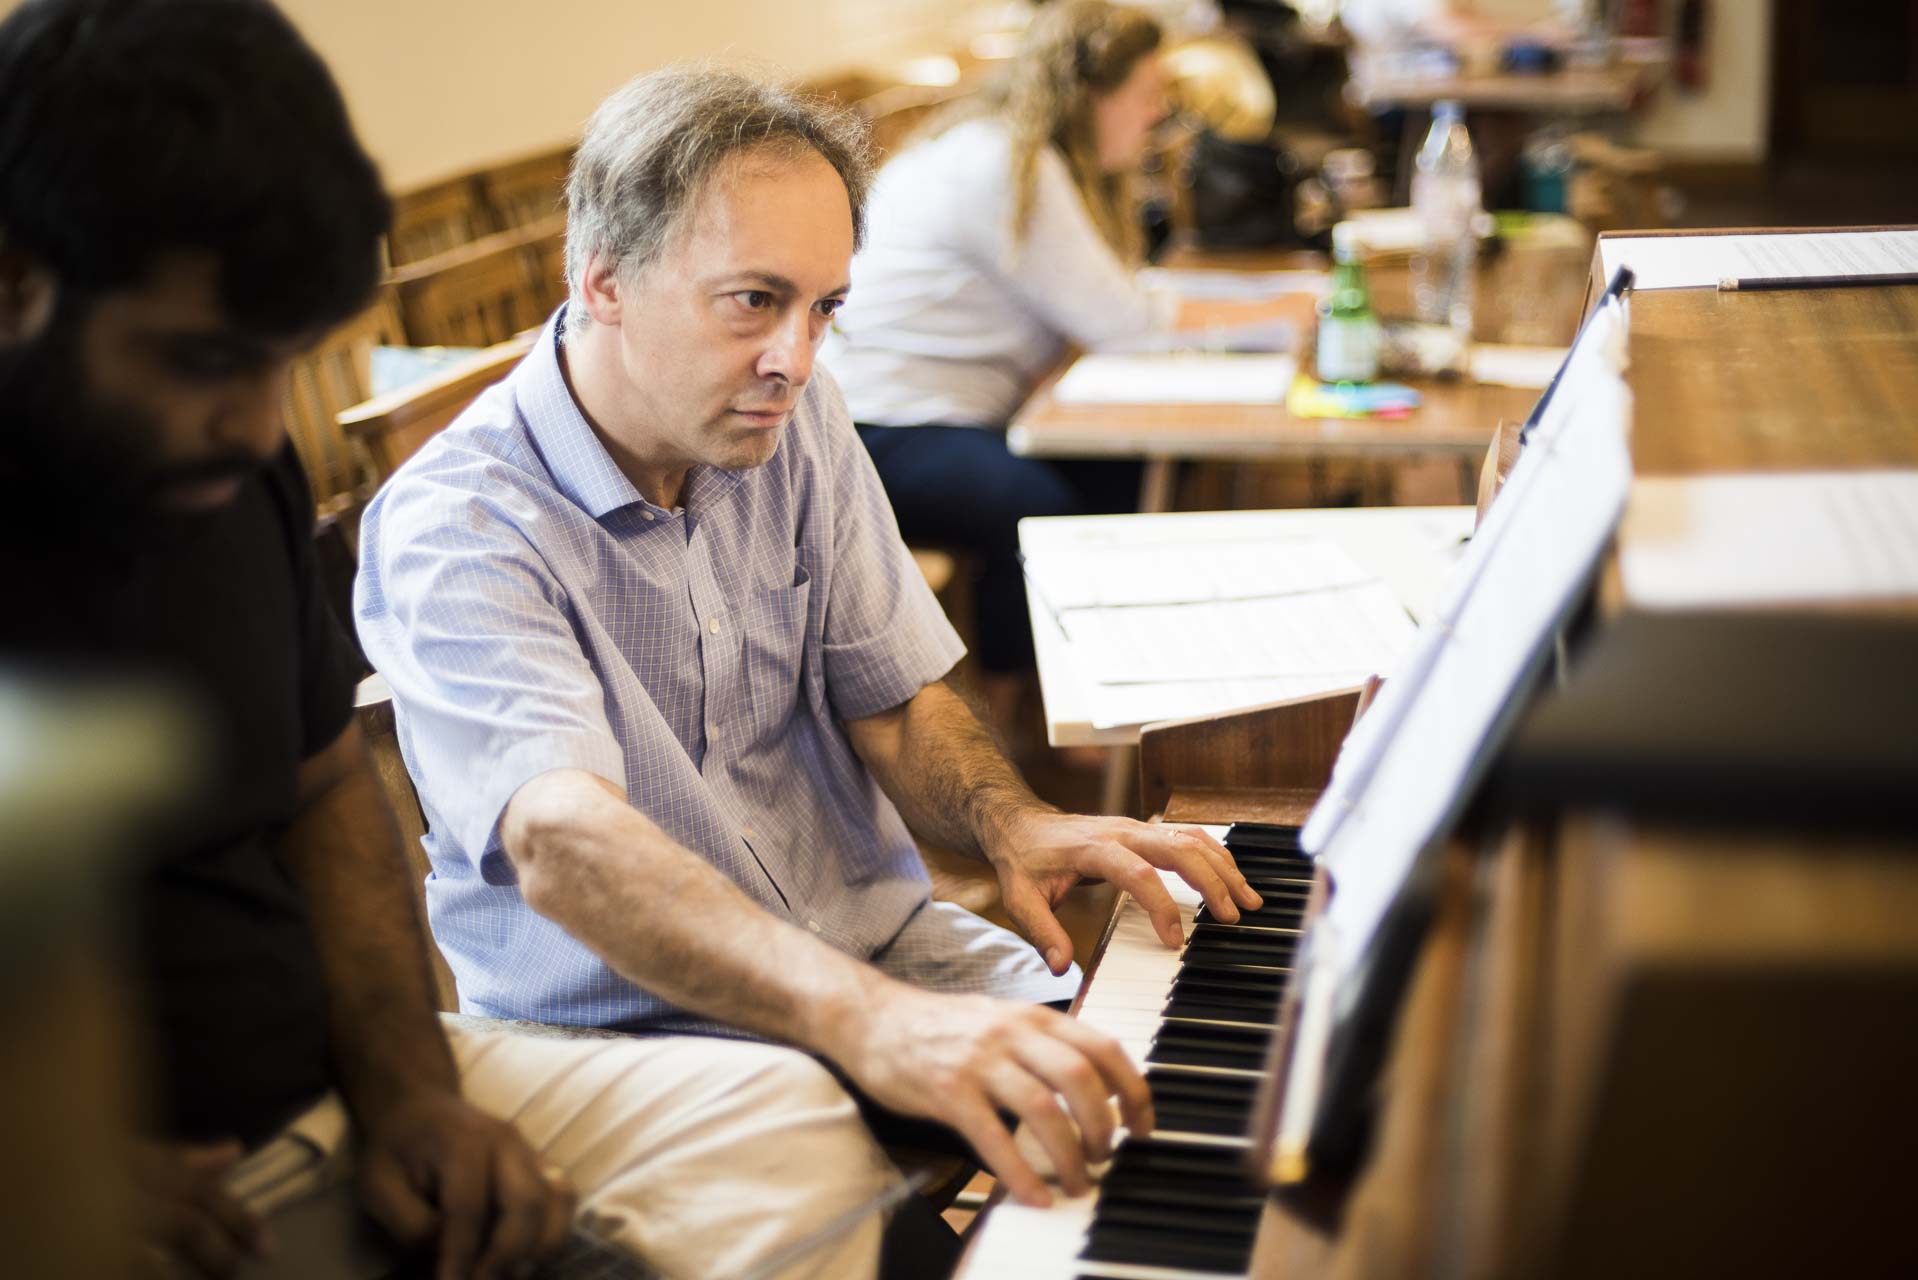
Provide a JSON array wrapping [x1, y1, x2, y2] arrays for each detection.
[[1410, 101, 1482, 342]]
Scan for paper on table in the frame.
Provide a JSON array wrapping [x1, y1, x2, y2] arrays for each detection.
[[1138, 267, 1332, 301], [1619, 470, 1918, 608], [1599, 228, 1918, 291], [1087, 673, 1365, 732], [1468, 343, 1567, 390], [1052, 353, 1296, 405], [1064, 581, 1416, 686], [1023, 535, 1372, 611], [1338, 208, 1428, 255]]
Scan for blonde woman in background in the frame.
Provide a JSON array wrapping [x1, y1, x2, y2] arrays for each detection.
[[826, 0, 1297, 734]]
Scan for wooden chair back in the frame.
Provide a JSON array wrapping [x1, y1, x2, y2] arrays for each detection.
[[388, 217, 565, 349], [355, 676, 459, 1012], [479, 146, 572, 233], [341, 331, 537, 480], [388, 175, 490, 268], [282, 293, 402, 520]]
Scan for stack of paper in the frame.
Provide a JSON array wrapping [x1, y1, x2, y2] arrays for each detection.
[[1023, 536, 1371, 611], [1024, 535, 1419, 730], [1052, 353, 1296, 405], [1598, 228, 1918, 291], [1139, 267, 1331, 301]]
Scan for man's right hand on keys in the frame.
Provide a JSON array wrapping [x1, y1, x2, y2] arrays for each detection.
[[824, 981, 1155, 1207]]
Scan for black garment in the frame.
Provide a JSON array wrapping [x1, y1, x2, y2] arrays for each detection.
[[855, 423, 1141, 673], [0, 446, 360, 1146]]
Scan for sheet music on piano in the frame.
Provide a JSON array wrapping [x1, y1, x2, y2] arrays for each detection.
[[1280, 289, 1635, 1181]]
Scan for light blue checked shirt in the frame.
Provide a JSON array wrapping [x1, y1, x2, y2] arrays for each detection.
[[354, 316, 1009, 1030]]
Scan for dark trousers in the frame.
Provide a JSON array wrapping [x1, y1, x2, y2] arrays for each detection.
[[857, 423, 1141, 673]]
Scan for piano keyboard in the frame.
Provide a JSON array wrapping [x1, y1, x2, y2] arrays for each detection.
[[961, 824, 1314, 1280]]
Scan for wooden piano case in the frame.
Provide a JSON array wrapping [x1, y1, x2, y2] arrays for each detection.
[[1141, 234, 1918, 1278]]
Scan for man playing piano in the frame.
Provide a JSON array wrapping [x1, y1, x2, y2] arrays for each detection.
[[354, 66, 1265, 1210]]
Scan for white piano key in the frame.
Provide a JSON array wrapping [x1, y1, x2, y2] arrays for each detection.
[[961, 827, 1269, 1280], [958, 1194, 1093, 1278]]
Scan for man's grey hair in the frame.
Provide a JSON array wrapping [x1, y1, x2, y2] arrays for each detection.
[[561, 65, 873, 339]]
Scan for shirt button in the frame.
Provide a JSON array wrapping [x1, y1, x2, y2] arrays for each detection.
[[742, 826, 756, 840], [807, 920, 823, 934], [642, 510, 657, 522], [707, 617, 722, 635]]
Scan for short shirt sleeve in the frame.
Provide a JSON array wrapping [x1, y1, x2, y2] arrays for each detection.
[[810, 369, 968, 720], [353, 471, 627, 879]]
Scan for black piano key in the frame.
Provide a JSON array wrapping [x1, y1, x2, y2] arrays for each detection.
[[1171, 966, 1288, 994], [1080, 1141, 1265, 1275], [1079, 1223, 1257, 1273], [1201, 895, 1308, 918], [1230, 853, 1313, 875], [1108, 1137, 1252, 1175], [1155, 1101, 1257, 1134], [1189, 926, 1299, 952], [1168, 972, 1285, 999], [1096, 1174, 1260, 1212], [1224, 822, 1304, 851], [1239, 874, 1314, 895], [1156, 1019, 1277, 1046], [1234, 850, 1312, 870], [1215, 879, 1311, 901], [1091, 1196, 1260, 1239], [1192, 921, 1299, 946], [1235, 881, 1310, 900], [1182, 938, 1298, 969], [1196, 905, 1306, 932], [1160, 999, 1279, 1028], [1149, 1028, 1271, 1072], [1198, 924, 1302, 942], [1148, 1078, 1260, 1131], [1149, 1069, 1259, 1101], [1160, 1001, 1281, 1027]]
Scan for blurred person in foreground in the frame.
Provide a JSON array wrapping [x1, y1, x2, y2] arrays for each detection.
[[822, 0, 1313, 731], [353, 64, 1266, 1216], [0, 2, 898, 1276]]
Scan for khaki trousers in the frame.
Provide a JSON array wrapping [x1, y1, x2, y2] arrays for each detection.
[[224, 1023, 894, 1280]]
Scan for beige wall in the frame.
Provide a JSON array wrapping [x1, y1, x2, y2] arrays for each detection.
[[0, 0, 984, 192], [272, 0, 986, 191], [1637, 0, 1774, 162]]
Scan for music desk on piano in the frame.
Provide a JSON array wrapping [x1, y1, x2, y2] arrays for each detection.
[[962, 228, 1918, 1279]]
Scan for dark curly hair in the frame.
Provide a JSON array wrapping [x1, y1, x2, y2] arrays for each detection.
[[0, 0, 390, 334]]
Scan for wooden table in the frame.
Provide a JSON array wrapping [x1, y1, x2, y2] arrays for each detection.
[[1349, 50, 1666, 204], [1349, 61, 1655, 114], [1009, 239, 1587, 513]]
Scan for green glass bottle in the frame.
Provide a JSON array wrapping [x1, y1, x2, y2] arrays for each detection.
[[1316, 222, 1380, 384]]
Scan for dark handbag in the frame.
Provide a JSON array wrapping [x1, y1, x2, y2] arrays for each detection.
[[1184, 129, 1306, 250]]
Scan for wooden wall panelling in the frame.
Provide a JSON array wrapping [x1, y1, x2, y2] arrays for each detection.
[[387, 174, 490, 268], [479, 146, 572, 234], [387, 216, 565, 348]]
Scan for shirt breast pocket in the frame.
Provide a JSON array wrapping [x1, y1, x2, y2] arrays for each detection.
[[735, 565, 813, 748]]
